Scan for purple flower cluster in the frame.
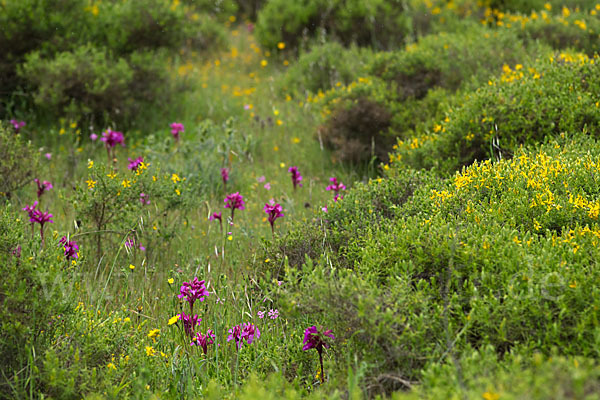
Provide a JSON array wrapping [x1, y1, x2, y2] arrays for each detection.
[[303, 326, 335, 352], [227, 322, 260, 349], [179, 311, 201, 338], [101, 128, 125, 148], [139, 192, 150, 205], [191, 329, 215, 354], [10, 119, 25, 132], [34, 178, 53, 199], [127, 156, 144, 171], [170, 122, 184, 142], [221, 168, 229, 186], [288, 166, 303, 190], [326, 177, 346, 201], [178, 277, 209, 312], [59, 236, 79, 260], [263, 200, 284, 234], [303, 325, 335, 383], [224, 192, 245, 221]]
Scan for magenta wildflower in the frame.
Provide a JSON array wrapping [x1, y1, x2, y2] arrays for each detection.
[[30, 209, 53, 244], [227, 324, 242, 348], [101, 128, 124, 162], [326, 177, 346, 201], [190, 329, 215, 354], [288, 166, 303, 190], [170, 122, 184, 142], [221, 168, 229, 187], [45, 153, 52, 160], [268, 309, 279, 319], [11, 245, 21, 258], [209, 212, 222, 222], [34, 178, 53, 199], [100, 128, 125, 148], [227, 323, 260, 349], [139, 192, 150, 205], [178, 312, 201, 338], [263, 200, 284, 234], [22, 201, 38, 219], [257, 176, 266, 183], [178, 277, 209, 312], [224, 192, 245, 221], [264, 182, 271, 190], [90, 133, 98, 141], [127, 156, 144, 171], [257, 310, 265, 319], [59, 236, 79, 260], [303, 326, 335, 383], [125, 237, 145, 251], [10, 119, 25, 132], [241, 322, 260, 344]]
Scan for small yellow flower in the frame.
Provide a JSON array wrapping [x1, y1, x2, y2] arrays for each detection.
[[107, 362, 116, 370], [292, 137, 301, 144], [70, 121, 77, 129], [168, 278, 174, 284], [87, 160, 94, 169], [86, 179, 97, 189], [148, 329, 160, 342], [280, 162, 285, 168], [171, 173, 181, 184], [175, 188, 181, 196], [276, 119, 283, 126], [277, 42, 285, 50], [107, 171, 117, 179], [59, 128, 66, 135], [265, 258, 270, 263], [168, 315, 180, 325], [260, 60, 268, 67], [122, 179, 131, 188], [129, 264, 135, 270], [229, 15, 236, 22], [124, 317, 131, 323], [145, 346, 156, 357], [227, 235, 233, 241]]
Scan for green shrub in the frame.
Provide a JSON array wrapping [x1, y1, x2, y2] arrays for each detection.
[[256, 0, 409, 51], [0, 204, 76, 398], [518, 10, 600, 56], [280, 42, 372, 97], [369, 26, 547, 98], [267, 135, 600, 395], [0, 122, 40, 199], [18, 45, 177, 128], [396, 347, 600, 399], [396, 52, 600, 173]]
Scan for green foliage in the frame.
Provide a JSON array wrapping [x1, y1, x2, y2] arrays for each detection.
[[0, 204, 76, 398], [518, 9, 600, 56], [269, 135, 600, 395], [256, 0, 408, 51], [0, 122, 40, 199], [0, 0, 226, 128], [397, 53, 600, 174], [395, 347, 600, 399], [280, 42, 372, 97], [369, 26, 546, 98], [72, 158, 195, 263]]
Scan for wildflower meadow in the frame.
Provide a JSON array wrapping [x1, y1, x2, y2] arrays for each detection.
[[2, 0, 600, 399]]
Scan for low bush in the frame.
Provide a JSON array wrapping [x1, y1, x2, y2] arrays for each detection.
[[255, 0, 409, 51], [266, 135, 600, 395], [396, 52, 600, 173], [280, 42, 372, 97], [0, 204, 76, 398], [0, 122, 40, 199]]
